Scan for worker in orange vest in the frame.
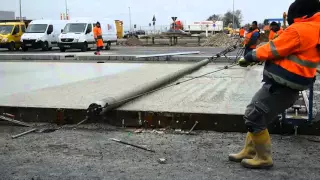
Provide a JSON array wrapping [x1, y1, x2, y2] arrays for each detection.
[[93, 22, 104, 55], [233, 0, 320, 169], [243, 21, 260, 56], [268, 22, 284, 41], [239, 27, 245, 38]]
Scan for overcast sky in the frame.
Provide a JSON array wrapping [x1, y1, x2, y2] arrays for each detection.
[[2, 0, 294, 28]]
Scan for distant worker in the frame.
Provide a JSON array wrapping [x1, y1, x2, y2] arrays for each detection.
[[233, 0, 320, 169], [268, 22, 284, 41], [239, 27, 245, 38], [243, 21, 260, 56], [93, 22, 104, 55]]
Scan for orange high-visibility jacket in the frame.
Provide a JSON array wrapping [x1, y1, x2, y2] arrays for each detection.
[[244, 29, 260, 49], [247, 13, 320, 90], [93, 26, 104, 47], [239, 28, 245, 37], [268, 28, 284, 41]]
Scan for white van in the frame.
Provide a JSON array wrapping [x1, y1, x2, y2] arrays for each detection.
[[21, 20, 67, 51], [58, 18, 117, 52]]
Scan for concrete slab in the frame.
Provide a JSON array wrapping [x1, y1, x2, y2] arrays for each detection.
[[0, 62, 142, 97], [118, 65, 263, 115], [0, 46, 235, 56], [0, 62, 192, 109], [0, 61, 263, 116], [0, 47, 242, 62]]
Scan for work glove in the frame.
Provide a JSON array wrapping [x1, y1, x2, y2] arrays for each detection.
[[238, 57, 251, 67], [238, 58, 259, 67]]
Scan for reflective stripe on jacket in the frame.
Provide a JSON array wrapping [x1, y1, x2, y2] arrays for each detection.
[[248, 13, 320, 90]]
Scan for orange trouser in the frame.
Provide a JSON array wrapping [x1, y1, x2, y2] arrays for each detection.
[[96, 39, 104, 47]]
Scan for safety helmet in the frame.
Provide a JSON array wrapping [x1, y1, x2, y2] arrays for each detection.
[[288, 0, 320, 25]]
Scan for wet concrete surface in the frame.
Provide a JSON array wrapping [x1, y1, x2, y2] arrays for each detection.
[[1, 124, 320, 180], [119, 65, 263, 115], [0, 62, 262, 116], [0, 62, 191, 109], [0, 62, 142, 97]]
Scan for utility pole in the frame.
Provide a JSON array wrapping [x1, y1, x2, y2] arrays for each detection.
[[232, 0, 235, 29], [19, 0, 22, 21], [129, 7, 132, 32], [65, 0, 68, 19]]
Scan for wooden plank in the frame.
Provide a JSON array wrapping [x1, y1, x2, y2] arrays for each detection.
[[0, 115, 32, 127]]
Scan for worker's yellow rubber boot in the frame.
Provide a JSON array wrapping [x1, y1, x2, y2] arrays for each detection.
[[228, 132, 256, 162], [241, 129, 273, 169]]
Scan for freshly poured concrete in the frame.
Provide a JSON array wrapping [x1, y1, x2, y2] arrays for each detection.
[[0, 62, 142, 97], [0, 62, 192, 109], [119, 64, 263, 115], [0, 61, 263, 115]]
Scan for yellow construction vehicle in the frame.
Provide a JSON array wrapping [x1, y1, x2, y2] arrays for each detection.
[[115, 20, 124, 39], [0, 21, 30, 51]]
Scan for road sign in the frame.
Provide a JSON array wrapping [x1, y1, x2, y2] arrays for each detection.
[[171, 17, 177, 21], [153, 22, 155, 26], [152, 15, 156, 22], [213, 24, 216, 27]]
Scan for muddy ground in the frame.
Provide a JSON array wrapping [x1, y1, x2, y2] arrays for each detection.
[[1, 124, 320, 180]]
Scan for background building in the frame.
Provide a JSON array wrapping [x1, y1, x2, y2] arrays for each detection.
[[0, 11, 15, 20]]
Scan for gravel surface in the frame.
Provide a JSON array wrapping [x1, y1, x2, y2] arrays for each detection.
[[201, 34, 238, 48], [1, 124, 320, 180]]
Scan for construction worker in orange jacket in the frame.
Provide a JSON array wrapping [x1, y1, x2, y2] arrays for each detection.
[[243, 21, 260, 56], [239, 27, 245, 38], [232, 0, 320, 169], [93, 22, 104, 55], [268, 21, 284, 41]]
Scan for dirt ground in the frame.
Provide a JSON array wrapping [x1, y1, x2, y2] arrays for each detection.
[[1, 124, 320, 180]]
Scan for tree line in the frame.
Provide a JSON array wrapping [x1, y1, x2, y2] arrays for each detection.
[[207, 10, 243, 28]]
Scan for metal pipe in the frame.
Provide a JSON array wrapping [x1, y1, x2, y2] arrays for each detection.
[[12, 128, 38, 139], [110, 138, 155, 153], [86, 59, 210, 118], [103, 59, 210, 113]]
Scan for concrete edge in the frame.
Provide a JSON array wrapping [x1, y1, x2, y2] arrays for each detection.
[[0, 54, 238, 62], [0, 106, 319, 135]]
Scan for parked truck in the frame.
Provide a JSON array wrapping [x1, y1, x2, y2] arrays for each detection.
[[184, 21, 224, 34]]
